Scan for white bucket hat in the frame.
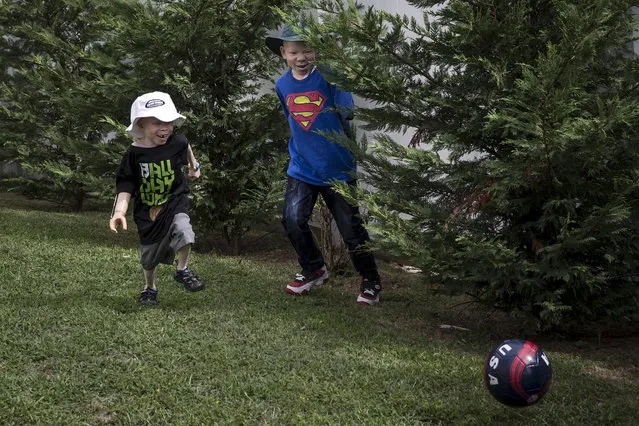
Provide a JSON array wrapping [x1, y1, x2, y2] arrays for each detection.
[[126, 91, 186, 138]]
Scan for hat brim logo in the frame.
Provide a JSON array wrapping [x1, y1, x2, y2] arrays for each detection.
[[145, 99, 165, 108]]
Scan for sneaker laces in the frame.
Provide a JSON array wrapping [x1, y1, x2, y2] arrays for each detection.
[[362, 288, 376, 297], [362, 276, 380, 292], [178, 268, 197, 282], [295, 268, 320, 282]]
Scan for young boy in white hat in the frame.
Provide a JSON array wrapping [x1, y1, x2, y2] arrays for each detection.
[[109, 91, 204, 305]]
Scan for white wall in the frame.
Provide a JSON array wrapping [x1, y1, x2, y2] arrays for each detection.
[[359, 0, 423, 19], [352, 0, 426, 148]]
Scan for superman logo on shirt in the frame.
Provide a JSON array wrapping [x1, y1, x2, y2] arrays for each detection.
[[286, 91, 326, 131]]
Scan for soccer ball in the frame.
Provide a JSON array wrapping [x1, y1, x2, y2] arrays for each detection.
[[483, 339, 552, 407]]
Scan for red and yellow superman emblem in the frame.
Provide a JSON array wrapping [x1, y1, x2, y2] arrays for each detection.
[[286, 91, 326, 131]]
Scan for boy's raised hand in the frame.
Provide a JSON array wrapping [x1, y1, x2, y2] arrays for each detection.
[[109, 213, 127, 233]]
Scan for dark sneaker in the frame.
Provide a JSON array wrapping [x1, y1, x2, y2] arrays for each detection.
[[138, 288, 158, 306], [174, 268, 205, 292], [286, 265, 329, 295], [357, 276, 381, 305]]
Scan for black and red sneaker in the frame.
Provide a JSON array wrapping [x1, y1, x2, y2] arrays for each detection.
[[356, 276, 381, 305], [286, 265, 329, 295]]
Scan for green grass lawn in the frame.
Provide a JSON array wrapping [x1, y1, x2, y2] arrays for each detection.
[[0, 193, 638, 425]]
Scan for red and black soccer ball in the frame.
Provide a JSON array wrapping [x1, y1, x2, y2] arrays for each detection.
[[483, 339, 552, 407]]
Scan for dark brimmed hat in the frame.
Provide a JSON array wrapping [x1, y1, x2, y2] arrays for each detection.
[[265, 24, 305, 57]]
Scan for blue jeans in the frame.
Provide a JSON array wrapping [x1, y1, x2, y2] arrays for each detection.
[[282, 176, 378, 278]]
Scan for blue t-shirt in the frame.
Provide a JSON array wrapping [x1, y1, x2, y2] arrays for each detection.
[[275, 68, 356, 186]]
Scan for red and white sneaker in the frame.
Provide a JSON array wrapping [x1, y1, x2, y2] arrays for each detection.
[[286, 265, 329, 295], [356, 276, 381, 305]]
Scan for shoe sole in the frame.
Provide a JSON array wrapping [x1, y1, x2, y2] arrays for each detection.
[[285, 275, 329, 295], [183, 284, 205, 292], [356, 294, 380, 305], [174, 276, 205, 292]]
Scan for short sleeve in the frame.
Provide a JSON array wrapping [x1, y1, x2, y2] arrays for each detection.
[[319, 65, 354, 121], [115, 150, 136, 195], [171, 134, 189, 164], [275, 85, 290, 120], [333, 86, 354, 121]]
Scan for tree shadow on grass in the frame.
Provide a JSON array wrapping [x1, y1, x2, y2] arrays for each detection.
[[0, 191, 111, 213], [1, 203, 139, 251], [3, 256, 637, 425], [162, 255, 639, 382], [3, 191, 637, 400]]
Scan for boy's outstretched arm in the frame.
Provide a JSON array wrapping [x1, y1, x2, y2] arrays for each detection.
[[109, 192, 132, 233], [186, 144, 201, 179]]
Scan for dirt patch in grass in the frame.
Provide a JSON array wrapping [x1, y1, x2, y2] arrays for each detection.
[[87, 400, 116, 424], [583, 364, 638, 385]]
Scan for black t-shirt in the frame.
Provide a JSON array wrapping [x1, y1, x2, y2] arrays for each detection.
[[115, 134, 190, 244]]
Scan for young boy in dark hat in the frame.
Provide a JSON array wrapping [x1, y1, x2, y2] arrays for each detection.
[[109, 91, 204, 305], [266, 25, 382, 305]]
